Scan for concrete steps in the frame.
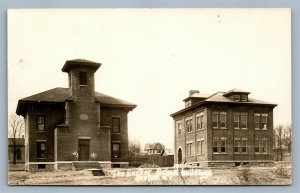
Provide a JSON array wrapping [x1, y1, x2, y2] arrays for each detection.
[[73, 161, 102, 171]]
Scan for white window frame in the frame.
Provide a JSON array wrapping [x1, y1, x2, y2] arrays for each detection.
[[212, 112, 219, 128], [196, 138, 204, 155], [240, 113, 248, 130], [261, 114, 268, 130], [186, 141, 193, 157], [234, 113, 240, 129], [196, 112, 205, 131], [233, 95, 240, 101], [177, 122, 182, 136], [220, 112, 227, 129]]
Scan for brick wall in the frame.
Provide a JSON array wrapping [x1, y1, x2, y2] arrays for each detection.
[[101, 107, 131, 163], [173, 104, 274, 164], [26, 106, 65, 163]]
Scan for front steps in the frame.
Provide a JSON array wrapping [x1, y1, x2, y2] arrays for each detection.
[[73, 161, 102, 170]]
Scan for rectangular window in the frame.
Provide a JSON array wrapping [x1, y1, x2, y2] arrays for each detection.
[[112, 117, 120, 133], [234, 139, 240, 153], [240, 113, 248, 129], [37, 141, 46, 158], [220, 138, 227, 153], [197, 140, 204, 155], [241, 139, 248, 153], [212, 113, 218, 128], [112, 143, 120, 158], [37, 115, 45, 131], [254, 113, 268, 130], [177, 122, 182, 135], [255, 139, 260, 153], [254, 114, 260, 129], [220, 113, 226, 128], [261, 139, 268, 153], [213, 139, 218, 153], [234, 113, 239, 129], [196, 116, 201, 130], [186, 118, 193, 133], [255, 138, 268, 154], [79, 71, 88, 85], [186, 142, 193, 156], [261, 114, 268, 130], [241, 95, 248, 102], [200, 115, 204, 130], [233, 95, 240, 101], [196, 113, 204, 130]]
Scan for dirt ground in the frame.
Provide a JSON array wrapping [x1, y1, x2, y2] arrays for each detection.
[[8, 162, 292, 185]]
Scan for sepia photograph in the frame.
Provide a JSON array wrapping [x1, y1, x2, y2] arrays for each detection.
[[7, 8, 291, 185]]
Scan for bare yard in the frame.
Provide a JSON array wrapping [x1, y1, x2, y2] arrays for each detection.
[[8, 162, 291, 185]]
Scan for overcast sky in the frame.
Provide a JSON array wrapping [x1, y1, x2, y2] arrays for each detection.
[[8, 9, 291, 149]]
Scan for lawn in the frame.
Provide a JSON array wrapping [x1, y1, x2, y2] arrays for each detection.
[[8, 162, 291, 185]]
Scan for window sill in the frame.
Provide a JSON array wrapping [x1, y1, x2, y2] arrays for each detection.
[[186, 132, 194, 134], [112, 132, 121, 134], [213, 153, 227, 155], [37, 131, 46, 133], [36, 157, 47, 159], [214, 128, 227, 130], [197, 128, 205, 131], [255, 153, 269, 154]]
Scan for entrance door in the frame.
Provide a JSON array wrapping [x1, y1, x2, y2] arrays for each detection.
[[78, 139, 90, 161], [178, 148, 182, 164]]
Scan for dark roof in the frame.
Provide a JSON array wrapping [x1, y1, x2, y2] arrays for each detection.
[[223, 88, 250, 96], [144, 142, 165, 151], [16, 87, 136, 116], [171, 89, 277, 117], [61, 59, 101, 73]]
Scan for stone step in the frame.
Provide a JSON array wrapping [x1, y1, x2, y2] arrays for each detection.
[[73, 161, 102, 171]]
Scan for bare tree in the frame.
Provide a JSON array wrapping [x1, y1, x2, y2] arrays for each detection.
[[128, 139, 141, 156], [274, 124, 292, 161], [8, 114, 25, 165]]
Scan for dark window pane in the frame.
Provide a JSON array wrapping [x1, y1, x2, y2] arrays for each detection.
[[79, 71, 87, 85], [112, 143, 120, 158], [37, 116, 45, 131], [112, 117, 120, 133], [213, 147, 218, 153], [37, 142, 46, 158]]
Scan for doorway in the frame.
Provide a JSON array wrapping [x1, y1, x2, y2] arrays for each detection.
[[178, 148, 182, 164], [78, 139, 90, 161]]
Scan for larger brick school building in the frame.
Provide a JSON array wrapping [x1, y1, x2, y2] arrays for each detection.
[[171, 89, 277, 166], [16, 59, 136, 171]]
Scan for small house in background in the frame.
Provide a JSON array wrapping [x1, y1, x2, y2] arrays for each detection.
[[144, 142, 165, 155], [8, 137, 25, 170]]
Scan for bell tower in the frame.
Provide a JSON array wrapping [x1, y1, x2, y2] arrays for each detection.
[[62, 59, 101, 101]]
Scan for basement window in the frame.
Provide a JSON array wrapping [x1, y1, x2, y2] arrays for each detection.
[[38, 164, 46, 169]]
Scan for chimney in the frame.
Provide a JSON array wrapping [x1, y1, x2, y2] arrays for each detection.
[[189, 90, 200, 97]]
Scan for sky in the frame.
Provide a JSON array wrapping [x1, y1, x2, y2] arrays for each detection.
[[8, 9, 291, 149]]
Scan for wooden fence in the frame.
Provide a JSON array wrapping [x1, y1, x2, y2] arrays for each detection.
[[129, 155, 174, 167]]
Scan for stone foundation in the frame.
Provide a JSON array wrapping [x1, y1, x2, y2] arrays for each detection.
[[26, 163, 55, 172]]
